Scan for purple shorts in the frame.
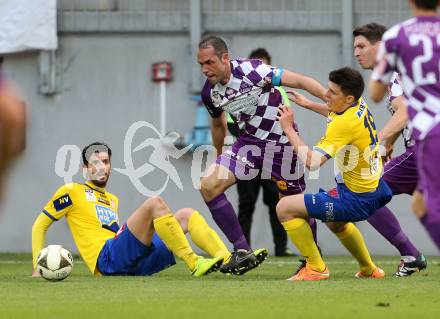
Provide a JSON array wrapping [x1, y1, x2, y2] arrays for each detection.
[[217, 135, 305, 195], [415, 129, 440, 223], [382, 147, 418, 195]]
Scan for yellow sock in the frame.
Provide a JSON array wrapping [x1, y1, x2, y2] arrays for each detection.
[[188, 211, 231, 261], [335, 223, 376, 274], [153, 214, 198, 271], [282, 218, 326, 272]]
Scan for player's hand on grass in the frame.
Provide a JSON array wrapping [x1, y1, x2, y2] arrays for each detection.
[[286, 90, 311, 108], [277, 105, 295, 133], [32, 268, 40, 277]]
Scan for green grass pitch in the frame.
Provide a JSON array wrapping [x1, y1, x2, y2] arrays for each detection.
[[1, 254, 439, 319]]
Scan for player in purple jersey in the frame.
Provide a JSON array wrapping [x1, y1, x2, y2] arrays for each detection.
[[370, 0, 440, 252], [197, 36, 326, 275], [353, 23, 426, 276]]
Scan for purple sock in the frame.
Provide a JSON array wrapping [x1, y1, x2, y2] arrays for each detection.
[[205, 193, 250, 250], [368, 206, 420, 257], [421, 215, 440, 251]]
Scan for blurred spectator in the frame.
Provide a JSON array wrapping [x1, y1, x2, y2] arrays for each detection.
[[0, 57, 27, 203]]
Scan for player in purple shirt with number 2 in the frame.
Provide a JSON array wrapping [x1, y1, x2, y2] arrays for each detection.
[[370, 0, 440, 252]]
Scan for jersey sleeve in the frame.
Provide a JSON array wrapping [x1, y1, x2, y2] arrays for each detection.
[[41, 184, 75, 221], [314, 117, 352, 158], [371, 25, 401, 84], [201, 80, 223, 118], [242, 59, 283, 88], [31, 213, 54, 268]]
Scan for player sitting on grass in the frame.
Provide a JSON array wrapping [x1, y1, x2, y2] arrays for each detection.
[[276, 67, 393, 281], [32, 142, 230, 277]]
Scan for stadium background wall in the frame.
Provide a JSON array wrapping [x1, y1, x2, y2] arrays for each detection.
[[1, 0, 437, 256]]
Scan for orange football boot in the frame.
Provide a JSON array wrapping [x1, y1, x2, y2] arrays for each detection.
[[355, 267, 385, 278], [287, 264, 330, 281]]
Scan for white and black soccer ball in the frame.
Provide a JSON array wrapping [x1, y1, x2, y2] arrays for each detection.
[[36, 245, 73, 281]]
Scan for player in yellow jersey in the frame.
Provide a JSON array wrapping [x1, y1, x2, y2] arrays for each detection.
[[276, 67, 393, 281], [32, 142, 230, 277]]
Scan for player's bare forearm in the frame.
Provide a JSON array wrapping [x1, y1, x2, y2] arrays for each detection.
[[283, 127, 324, 171], [369, 80, 388, 103], [277, 106, 327, 170], [287, 90, 328, 117], [211, 115, 227, 156], [281, 70, 326, 101], [301, 101, 328, 117], [380, 100, 408, 145]]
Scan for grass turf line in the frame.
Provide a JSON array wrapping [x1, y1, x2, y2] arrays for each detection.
[[0, 254, 439, 319]]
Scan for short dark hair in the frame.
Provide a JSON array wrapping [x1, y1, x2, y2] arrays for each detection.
[[329, 67, 365, 101], [82, 142, 112, 166], [248, 48, 272, 64], [353, 23, 387, 44], [414, 0, 439, 10], [198, 36, 228, 58]]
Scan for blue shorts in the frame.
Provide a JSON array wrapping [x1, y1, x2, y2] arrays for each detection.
[[97, 224, 176, 276], [304, 179, 393, 222]]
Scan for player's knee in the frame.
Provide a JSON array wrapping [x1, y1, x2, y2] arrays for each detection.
[[174, 208, 194, 232], [326, 222, 346, 233], [143, 196, 169, 217], [276, 197, 293, 222], [200, 176, 220, 200], [175, 208, 193, 223]]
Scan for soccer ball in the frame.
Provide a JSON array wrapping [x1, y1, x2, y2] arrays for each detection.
[[36, 245, 73, 281]]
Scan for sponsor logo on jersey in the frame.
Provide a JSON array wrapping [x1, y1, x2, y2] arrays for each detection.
[[211, 91, 222, 106], [356, 100, 366, 118], [85, 189, 97, 202], [225, 88, 236, 99], [95, 205, 118, 226], [240, 82, 252, 94], [53, 194, 72, 211], [97, 196, 110, 206], [276, 180, 287, 191]]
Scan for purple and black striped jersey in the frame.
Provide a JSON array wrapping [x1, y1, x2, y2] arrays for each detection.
[[201, 59, 295, 144]]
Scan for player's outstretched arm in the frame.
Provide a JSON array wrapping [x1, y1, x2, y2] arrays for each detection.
[[211, 113, 227, 157], [379, 96, 408, 150], [280, 70, 326, 101], [31, 214, 55, 276], [277, 106, 328, 170], [287, 90, 329, 117]]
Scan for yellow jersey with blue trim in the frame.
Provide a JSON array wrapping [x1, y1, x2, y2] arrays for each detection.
[[33, 181, 119, 274], [314, 98, 382, 193]]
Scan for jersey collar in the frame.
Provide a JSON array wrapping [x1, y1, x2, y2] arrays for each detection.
[[84, 181, 106, 194], [335, 99, 360, 115]]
